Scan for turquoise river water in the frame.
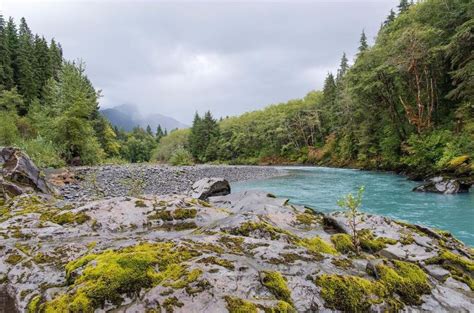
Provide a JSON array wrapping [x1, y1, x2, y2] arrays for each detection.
[[233, 166, 474, 246]]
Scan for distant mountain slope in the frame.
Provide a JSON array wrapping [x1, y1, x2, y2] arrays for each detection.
[[100, 104, 188, 132]]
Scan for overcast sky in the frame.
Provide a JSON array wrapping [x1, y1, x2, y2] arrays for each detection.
[[1, 0, 398, 124]]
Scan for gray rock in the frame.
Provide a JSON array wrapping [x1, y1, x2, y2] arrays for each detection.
[[191, 177, 231, 200], [413, 176, 471, 194], [0, 147, 57, 199]]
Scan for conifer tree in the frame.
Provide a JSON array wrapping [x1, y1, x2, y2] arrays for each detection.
[[384, 9, 396, 25], [336, 53, 349, 83], [33, 35, 52, 100], [17, 17, 36, 111], [398, 0, 410, 13], [358, 30, 368, 53], [5, 18, 18, 88], [146, 125, 153, 136], [0, 14, 14, 89], [49, 39, 62, 80], [156, 125, 165, 143]]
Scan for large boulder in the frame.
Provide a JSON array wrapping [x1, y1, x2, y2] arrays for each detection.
[[190, 177, 230, 200], [413, 176, 471, 194], [0, 147, 57, 199]]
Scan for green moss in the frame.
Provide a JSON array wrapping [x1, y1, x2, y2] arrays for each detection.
[[264, 301, 297, 313], [149, 208, 197, 221], [295, 212, 318, 226], [163, 296, 184, 312], [448, 155, 470, 168], [198, 256, 235, 270], [135, 199, 148, 207], [27, 295, 42, 313], [400, 233, 415, 245], [330, 234, 355, 253], [44, 242, 201, 312], [32, 252, 55, 264], [218, 236, 245, 254], [377, 260, 431, 305], [315, 274, 386, 312], [224, 296, 258, 313], [261, 271, 292, 304], [358, 229, 396, 252], [297, 236, 337, 255], [426, 250, 474, 290], [41, 211, 90, 225], [229, 221, 285, 240], [5, 253, 23, 265], [15, 243, 31, 255], [331, 258, 353, 269]]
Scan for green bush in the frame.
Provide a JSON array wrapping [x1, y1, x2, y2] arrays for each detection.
[[17, 137, 65, 168], [169, 148, 194, 166], [152, 129, 190, 162], [0, 111, 19, 145]]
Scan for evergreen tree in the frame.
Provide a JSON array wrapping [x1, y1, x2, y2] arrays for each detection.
[[358, 30, 368, 53], [336, 53, 349, 83], [49, 39, 62, 80], [5, 18, 18, 88], [17, 17, 36, 111], [384, 9, 396, 25], [398, 0, 410, 14], [33, 35, 52, 100], [189, 112, 203, 160], [0, 14, 14, 89], [156, 124, 165, 143], [146, 124, 153, 136]]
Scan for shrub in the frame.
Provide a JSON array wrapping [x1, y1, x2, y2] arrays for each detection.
[[17, 137, 65, 168], [169, 148, 194, 166]]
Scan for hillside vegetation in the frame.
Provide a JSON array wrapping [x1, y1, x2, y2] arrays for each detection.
[[156, 0, 473, 177]]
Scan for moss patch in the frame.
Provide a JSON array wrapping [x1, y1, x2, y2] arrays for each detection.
[[198, 256, 235, 270], [5, 253, 23, 265], [358, 229, 396, 253], [149, 208, 197, 221], [296, 236, 337, 255], [330, 233, 355, 253], [376, 260, 431, 305], [261, 271, 292, 304], [426, 250, 474, 290], [224, 296, 258, 313], [315, 274, 386, 312], [43, 242, 201, 312], [264, 301, 297, 313]]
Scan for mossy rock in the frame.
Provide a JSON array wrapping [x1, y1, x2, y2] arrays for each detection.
[[376, 260, 431, 305], [315, 274, 386, 312], [224, 296, 258, 313], [43, 242, 201, 312], [261, 271, 293, 304], [426, 250, 474, 290], [330, 233, 355, 253]]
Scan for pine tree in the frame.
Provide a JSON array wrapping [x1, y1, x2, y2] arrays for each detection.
[[146, 125, 153, 136], [398, 0, 410, 13], [5, 18, 18, 89], [17, 17, 36, 111], [189, 112, 203, 159], [358, 30, 368, 53], [156, 125, 164, 143], [33, 35, 52, 100], [336, 53, 349, 83], [0, 14, 14, 89], [384, 9, 396, 25], [49, 39, 62, 80]]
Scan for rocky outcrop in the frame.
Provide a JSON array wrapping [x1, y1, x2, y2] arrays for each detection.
[[1, 189, 473, 312], [413, 156, 474, 194], [191, 177, 231, 200], [413, 176, 472, 194], [0, 147, 57, 200]]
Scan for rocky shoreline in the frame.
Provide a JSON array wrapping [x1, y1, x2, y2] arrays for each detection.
[[1, 148, 473, 312], [52, 164, 285, 203]]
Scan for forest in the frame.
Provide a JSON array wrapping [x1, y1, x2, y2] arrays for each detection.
[[157, 0, 473, 177], [0, 0, 473, 178]]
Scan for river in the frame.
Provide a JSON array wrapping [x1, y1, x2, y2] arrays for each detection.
[[233, 166, 474, 246]]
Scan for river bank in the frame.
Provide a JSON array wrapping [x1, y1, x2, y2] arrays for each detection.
[[52, 164, 286, 202]]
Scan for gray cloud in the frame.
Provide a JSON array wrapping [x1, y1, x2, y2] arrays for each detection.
[[2, 0, 398, 123]]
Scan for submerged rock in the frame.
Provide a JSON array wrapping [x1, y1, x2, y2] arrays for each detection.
[[191, 177, 231, 200], [1, 187, 473, 312]]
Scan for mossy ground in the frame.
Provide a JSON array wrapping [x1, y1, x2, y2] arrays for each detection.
[[224, 296, 258, 313], [426, 250, 474, 290], [42, 242, 202, 312], [261, 271, 293, 304]]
